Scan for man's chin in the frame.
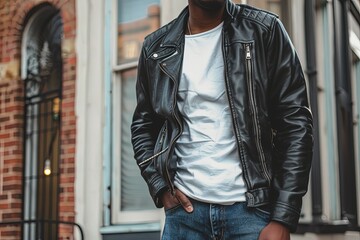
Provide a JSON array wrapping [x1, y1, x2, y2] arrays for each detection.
[[194, 0, 226, 11]]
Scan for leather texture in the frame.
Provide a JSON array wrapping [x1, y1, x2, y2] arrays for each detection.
[[131, 0, 313, 232]]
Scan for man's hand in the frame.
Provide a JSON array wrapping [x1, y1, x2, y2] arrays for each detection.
[[259, 221, 290, 240], [161, 189, 193, 213]]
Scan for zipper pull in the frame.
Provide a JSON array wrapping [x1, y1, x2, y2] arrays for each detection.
[[246, 44, 251, 60], [159, 131, 165, 145]]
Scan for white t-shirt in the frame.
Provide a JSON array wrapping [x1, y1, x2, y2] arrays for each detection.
[[174, 22, 246, 204]]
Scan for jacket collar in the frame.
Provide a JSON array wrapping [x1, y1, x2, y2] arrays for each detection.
[[161, 0, 238, 48]]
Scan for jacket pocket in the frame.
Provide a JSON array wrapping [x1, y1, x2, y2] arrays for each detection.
[[138, 121, 168, 167]]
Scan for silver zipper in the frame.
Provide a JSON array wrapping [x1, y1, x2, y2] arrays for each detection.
[[138, 147, 169, 167], [245, 44, 271, 185], [222, 33, 251, 189], [159, 62, 183, 195], [158, 123, 167, 145], [158, 131, 165, 145], [161, 50, 178, 62]]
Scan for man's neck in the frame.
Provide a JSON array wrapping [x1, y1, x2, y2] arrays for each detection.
[[187, 1, 226, 35]]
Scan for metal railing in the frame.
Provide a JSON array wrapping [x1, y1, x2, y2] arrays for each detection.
[[0, 219, 84, 240]]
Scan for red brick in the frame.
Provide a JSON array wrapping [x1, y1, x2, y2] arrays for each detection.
[[12, 131, 21, 137], [2, 212, 21, 219], [0, 133, 10, 138], [5, 123, 22, 130], [0, 203, 8, 209], [3, 175, 22, 182], [13, 96, 23, 102], [1, 230, 21, 237], [0, 195, 8, 200], [3, 158, 21, 163], [0, 117, 10, 122], [12, 114, 23, 120], [66, 147, 75, 154], [1, 1, 77, 239], [59, 206, 74, 212], [10, 203, 21, 209], [12, 166, 22, 172], [11, 149, 22, 155], [61, 176, 74, 183], [2, 184, 22, 191], [11, 194, 21, 200], [3, 141, 19, 147], [4, 106, 22, 112]]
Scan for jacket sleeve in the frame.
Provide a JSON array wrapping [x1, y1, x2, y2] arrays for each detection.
[[267, 18, 313, 232], [131, 46, 168, 208]]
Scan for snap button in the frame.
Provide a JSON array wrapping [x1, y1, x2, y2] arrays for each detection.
[[246, 192, 253, 199], [246, 192, 254, 206], [153, 53, 158, 58]]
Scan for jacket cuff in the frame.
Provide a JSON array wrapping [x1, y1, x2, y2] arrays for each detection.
[[270, 201, 300, 232], [147, 175, 168, 208]]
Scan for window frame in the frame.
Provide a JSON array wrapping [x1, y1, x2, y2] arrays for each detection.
[[110, 0, 163, 225], [350, 28, 360, 228]]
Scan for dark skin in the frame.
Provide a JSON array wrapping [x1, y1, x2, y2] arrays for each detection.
[[161, 1, 291, 239]]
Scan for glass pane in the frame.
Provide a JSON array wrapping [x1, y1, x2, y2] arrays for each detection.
[[117, 0, 161, 65], [246, 0, 282, 17], [245, 0, 291, 36], [354, 60, 360, 227], [120, 68, 155, 211], [350, 12, 360, 226]]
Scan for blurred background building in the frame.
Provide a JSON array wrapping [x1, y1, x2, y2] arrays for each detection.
[[0, 0, 359, 239]]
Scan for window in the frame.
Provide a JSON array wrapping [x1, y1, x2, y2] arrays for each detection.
[[349, 11, 360, 227], [246, 0, 291, 33], [21, 4, 63, 239], [246, 0, 282, 13], [111, 0, 163, 224], [314, 0, 341, 222], [350, 34, 360, 227]]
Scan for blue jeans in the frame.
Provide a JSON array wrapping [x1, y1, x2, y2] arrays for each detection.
[[162, 200, 270, 240]]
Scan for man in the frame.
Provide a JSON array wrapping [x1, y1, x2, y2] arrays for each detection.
[[131, 0, 313, 239]]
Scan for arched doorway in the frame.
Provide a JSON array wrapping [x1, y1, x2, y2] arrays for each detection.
[[22, 4, 63, 240]]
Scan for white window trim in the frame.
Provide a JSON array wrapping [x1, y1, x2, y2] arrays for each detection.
[[110, 0, 163, 225], [350, 30, 360, 60], [349, 30, 360, 226], [111, 72, 163, 224]]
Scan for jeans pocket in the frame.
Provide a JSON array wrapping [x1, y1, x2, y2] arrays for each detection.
[[165, 203, 182, 214]]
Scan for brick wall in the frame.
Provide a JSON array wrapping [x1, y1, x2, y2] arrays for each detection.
[[0, 79, 24, 240], [0, 0, 77, 239]]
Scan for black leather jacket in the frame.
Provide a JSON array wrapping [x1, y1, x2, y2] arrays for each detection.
[[131, 1, 313, 232]]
